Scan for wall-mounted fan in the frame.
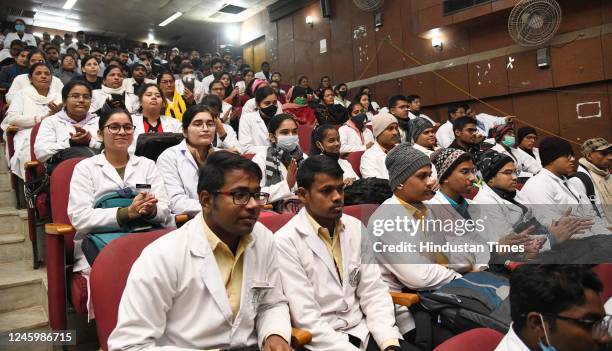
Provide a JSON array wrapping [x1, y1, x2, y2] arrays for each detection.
[[352, 0, 385, 12], [508, 0, 562, 47]]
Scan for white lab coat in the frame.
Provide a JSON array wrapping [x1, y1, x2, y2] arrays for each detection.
[[175, 79, 205, 104], [1, 88, 62, 179], [6, 74, 63, 104], [518, 168, 610, 236], [490, 143, 541, 178], [338, 158, 360, 180], [90, 89, 140, 115], [108, 215, 291, 351], [238, 111, 272, 154], [371, 195, 461, 333], [275, 209, 402, 350], [334, 96, 350, 108], [338, 125, 375, 154], [122, 77, 156, 94], [215, 123, 242, 152], [514, 147, 541, 178], [129, 114, 182, 154], [436, 113, 506, 148], [412, 143, 438, 158], [408, 111, 436, 125], [360, 142, 389, 179], [3, 32, 37, 48], [251, 149, 305, 203], [201, 74, 215, 94], [156, 140, 220, 217], [254, 71, 271, 81], [33, 112, 101, 163], [494, 325, 529, 351], [68, 153, 171, 272], [241, 98, 283, 117]]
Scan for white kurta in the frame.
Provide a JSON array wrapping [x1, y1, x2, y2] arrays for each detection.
[[338, 125, 375, 154], [3, 32, 37, 48], [107, 215, 291, 350], [360, 142, 389, 179], [275, 209, 402, 350], [68, 153, 171, 272], [90, 89, 140, 115], [6, 74, 63, 105]]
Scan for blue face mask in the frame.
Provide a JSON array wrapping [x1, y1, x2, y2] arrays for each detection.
[[502, 135, 516, 148], [15, 24, 25, 32], [538, 314, 558, 351]]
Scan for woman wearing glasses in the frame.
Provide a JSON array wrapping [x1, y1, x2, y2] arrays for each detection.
[[34, 80, 102, 167], [1, 62, 62, 179], [68, 108, 170, 314], [157, 105, 219, 217]]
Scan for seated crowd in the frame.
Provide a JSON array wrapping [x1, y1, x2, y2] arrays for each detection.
[[0, 20, 611, 351]]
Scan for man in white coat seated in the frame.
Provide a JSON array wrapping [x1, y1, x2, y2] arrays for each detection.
[[275, 155, 413, 351], [409, 117, 439, 158], [495, 264, 609, 351], [371, 144, 460, 346], [108, 151, 292, 351], [518, 137, 611, 237], [360, 112, 399, 179]]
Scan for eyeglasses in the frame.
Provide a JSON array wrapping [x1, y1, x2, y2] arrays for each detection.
[[104, 124, 135, 134], [214, 191, 270, 205], [190, 120, 216, 129], [542, 314, 611, 338], [463, 128, 479, 134], [459, 168, 477, 176], [67, 93, 92, 101], [498, 169, 519, 176]]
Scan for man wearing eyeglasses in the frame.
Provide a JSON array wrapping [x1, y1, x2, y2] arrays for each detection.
[[449, 116, 482, 159], [496, 264, 610, 351], [109, 151, 292, 351]]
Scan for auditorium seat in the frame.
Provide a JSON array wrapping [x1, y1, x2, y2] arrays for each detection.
[[24, 122, 46, 268], [243, 153, 256, 160], [259, 212, 294, 233], [433, 328, 504, 351], [343, 204, 378, 225], [346, 151, 364, 178], [4, 125, 20, 208], [592, 264, 611, 302]]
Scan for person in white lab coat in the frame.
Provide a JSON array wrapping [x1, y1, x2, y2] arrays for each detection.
[[34, 80, 101, 164], [241, 79, 284, 117], [239, 85, 281, 154], [462, 103, 513, 141], [370, 143, 460, 343], [122, 63, 155, 95], [360, 112, 398, 179], [90, 65, 139, 116], [338, 102, 375, 154], [200, 94, 242, 152], [354, 92, 376, 122], [435, 105, 467, 148], [519, 137, 610, 236], [157, 105, 219, 217], [309, 124, 359, 185], [406, 94, 437, 126], [275, 155, 411, 351], [201, 57, 224, 94], [495, 265, 608, 351], [175, 62, 205, 104], [488, 124, 541, 179], [157, 71, 193, 122], [436, 104, 512, 148], [6, 49, 64, 104], [3, 19, 36, 48], [254, 61, 272, 82], [108, 151, 292, 351], [251, 114, 305, 207], [208, 78, 234, 118], [1, 63, 62, 179], [409, 117, 439, 157]]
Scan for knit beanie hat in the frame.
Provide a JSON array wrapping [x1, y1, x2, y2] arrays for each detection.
[[490, 124, 514, 143], [431, 147, 471, 181], [386, 143, 431, 189], [372, 112, 398, 138], [516, 126, 537, 145], [408, 117, 434, 144], [539, 136, 574, 167], [476, 150, 514, 182]]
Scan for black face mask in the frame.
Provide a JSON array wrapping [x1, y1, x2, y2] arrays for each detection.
[[260, 104, 277, 118], [339, 90, 348, 99], [351, 113, 367, 127]]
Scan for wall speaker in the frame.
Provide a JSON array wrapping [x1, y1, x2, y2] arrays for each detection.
[[321, 0, 332, 18], [537, 47, 550, 68]]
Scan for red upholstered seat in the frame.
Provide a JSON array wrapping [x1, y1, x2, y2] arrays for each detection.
[[343, 204, 378, 225], [90, 229, 172, 350], [465, 186, 479, 200], [433, 328, 504, 351], [346, 151, 364, 178], [259, 212, 294, 233], [298, 124, 313, 153], [24, 123, 46, 268], [243, 153, 256, 160], [70, 273, 88, 314], [592, 264, 612, 302]]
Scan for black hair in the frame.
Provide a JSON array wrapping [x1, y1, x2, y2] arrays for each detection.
[[156, 70, 175, 85], [320, 75, 330, 84], [97, 108, 132, 130], [388, 95, 408, 109], [267, 113, 297, 134], [201, 94, 223, 115], [60, 54, 75, 64], [91, 47, 103, 54], [209, 79, 224, 93], [297, 75, 309, 85], [448, 105, 462, 117], [321, 86, 335, 98], [102, 64, 123, 80], [61, 79, 92, 101], [10, 39, 24, 48], [210, 57, 224, 67], [242, 68, 254, 78], [44, 44, 59, 53], [107, 45, 118, 53], [348, 101, 364, 116], [178, 62, 194, 73], [261, 61, 270, 67], [406, 94, 421, 103], [220, 71, 234, 96], [458, 103, 471, 112], [181, 104, 215, 131], [28, 62, 52, 77], [119, 48, 129, 55], [137, 82, 162, 101], [297, 155, 344, 189], [271, 71, 281, 77], [309, 124, 337, 156], [80, 55, 98, 73], [255, 85, 275, 106], [452, 116, 477, 132], [334, 83, 347, 92], [27, 49, 47, 64], [197, 151, 262, 193], [510, 265, 603, 332]]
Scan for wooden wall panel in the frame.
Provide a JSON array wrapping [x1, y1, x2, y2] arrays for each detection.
[[374, 79, 402, 106], [507, 49, 554, 94], [468, 56, 509, 98], [556, 83, 612, 144], [277, 16, 294, 43], [434, 65, 470, 104], [602, 33, 612, 80], [512, 92, 560, 137], [350, 4, 377, 80], [330, 45, 355, 84], [551, 37, 604, 88], [403, 72, 437, 105], [557, 0, 602, 34], [416, 4, 451, 34], [470, 96, 515, 119], [276, 42, 295, 84], [374, 0, 405, 74], [466, 16, 514, 54]]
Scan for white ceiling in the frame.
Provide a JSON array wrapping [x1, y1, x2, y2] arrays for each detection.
[[0, 0, 276, 47]]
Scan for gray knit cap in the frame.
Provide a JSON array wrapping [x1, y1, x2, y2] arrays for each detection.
[[408, 117, 434, 144], [385, 143, 432, 189]]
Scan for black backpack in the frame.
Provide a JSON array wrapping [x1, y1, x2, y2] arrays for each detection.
[[343, 177, 392, 205], [135, 133, 184, 161], [571, 169, 602, 217]]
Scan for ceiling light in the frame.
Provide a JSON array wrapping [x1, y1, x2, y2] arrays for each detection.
[[159, 12, 182, 27], [226, 26, 240, 42], [63, 0, 77, 10]]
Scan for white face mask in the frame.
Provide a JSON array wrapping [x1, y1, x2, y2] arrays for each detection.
[[276, 134, 299, 152]]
